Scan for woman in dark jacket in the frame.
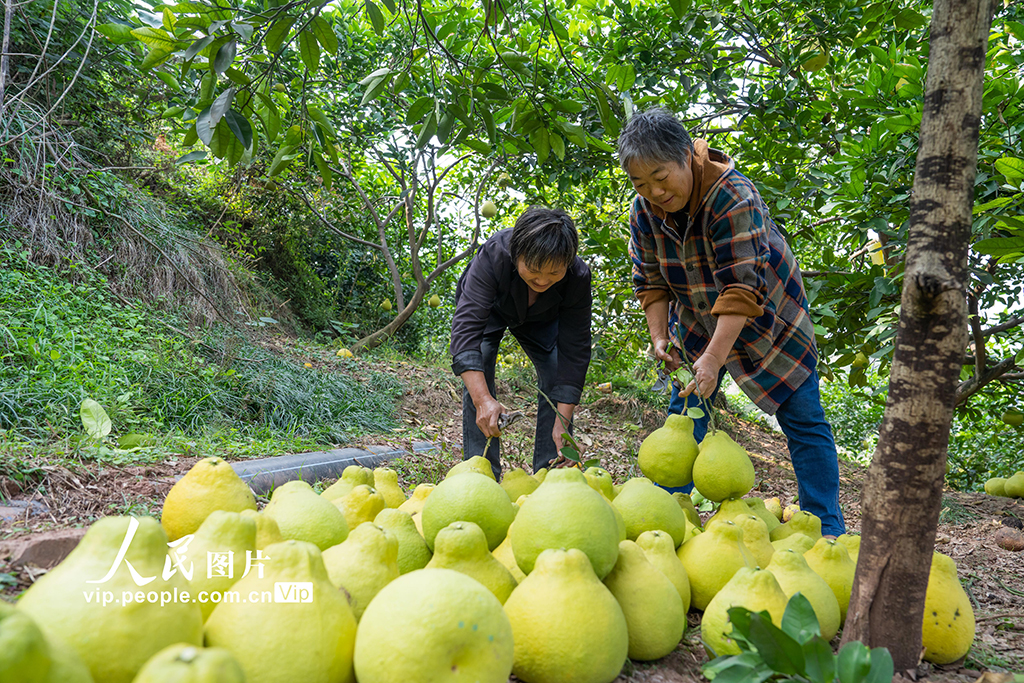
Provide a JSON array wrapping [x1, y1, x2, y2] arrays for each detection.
[[450, 206, 592, 480]]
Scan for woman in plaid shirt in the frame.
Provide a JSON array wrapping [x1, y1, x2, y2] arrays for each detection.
[[618, 107, 845, 538]]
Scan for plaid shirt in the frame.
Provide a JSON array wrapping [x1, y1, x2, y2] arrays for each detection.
[[629, 158, 817, 414]]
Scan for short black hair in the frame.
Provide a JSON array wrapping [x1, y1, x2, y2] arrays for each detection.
[[617, 107, 694, 173], [509, 206, 578, 270]]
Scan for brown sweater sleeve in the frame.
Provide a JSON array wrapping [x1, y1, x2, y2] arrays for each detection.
[[636, 288, 669, 311], [711, 286, 764, 318]]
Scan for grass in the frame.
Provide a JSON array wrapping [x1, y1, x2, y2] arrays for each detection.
[[0, 246, 402, 463]]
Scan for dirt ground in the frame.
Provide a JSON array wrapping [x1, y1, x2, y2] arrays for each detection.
[[2, 357, 1022, 681]]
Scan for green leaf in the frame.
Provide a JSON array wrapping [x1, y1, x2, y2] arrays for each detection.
[[995, 157, 1024, 181], [582, 458, 600, 469], [366, 0, 385, 35], [617, 63, 636, 91], [298, 30, 321, 72], [972, 195, 1018, 214], [175, 150, 207, 164], [744, 611, 805, 675], [96, 23, 135, 44], [254, 92, 281, 142], [359, 67, 392, 86], [436, 109, 455, 145], [307, 106, 336, 139], [155, 71, 180, 91], [224, 67, 250, 87], [780, 593, 821, 643], [130, 27, 179, 52], [140, 47, 173, 70], [210, 87, 235, 127], [893, 8, 928, 30], [560, 446, 579, 461], [686, 407, 705, 419], [530, 127, 550, 165], [974, 236, 1024, 258], [883, 114, 918, 134], [118, 434, 156, 449], [313, 151, 333, 190], [379, 0, 396, 13], [360, 75, 390, 106], [224, 110, 253, 149], [864, 648, 894, 683], [265, 16, 296, 54], [416, 111, 437, 148], [184, 34, 215, 61], [213, 39, 236, 74], [802, 638, 837, 683], [406, 96, 434, 124], [310, 15, 339, 55], [268, 144, 299, 176], [550, 133, 565, 161], [837, 641, 873, 683], [595, 86, 616, 135], [481, 105, 496, 144], [80, 398, 112, 440], [463, 138, 491, 154], [668, 0, 691, 19]]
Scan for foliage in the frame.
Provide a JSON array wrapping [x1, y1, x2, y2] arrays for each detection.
[[703, 593, 894, 683], [0, 245, 400, 446]]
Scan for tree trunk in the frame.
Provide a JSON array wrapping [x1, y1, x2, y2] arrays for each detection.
[[841, 0, 995, 670]]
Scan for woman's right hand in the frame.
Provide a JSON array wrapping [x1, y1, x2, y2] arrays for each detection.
[[475, 396, 505, 438], [652, 337, 683, 373]]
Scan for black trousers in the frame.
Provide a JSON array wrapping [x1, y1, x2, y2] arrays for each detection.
[[461, 313, 570, 480]]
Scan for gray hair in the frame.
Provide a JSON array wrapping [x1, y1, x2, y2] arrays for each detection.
[[616, 107, 694, 173], [509, 206, 578, 269]]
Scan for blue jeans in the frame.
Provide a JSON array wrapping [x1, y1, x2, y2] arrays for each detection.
[[462, 314, 568, 480], [662, 368, 845, 537]]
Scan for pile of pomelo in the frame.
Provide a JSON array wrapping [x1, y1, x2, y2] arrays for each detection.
[[1, 417, 976, 683]]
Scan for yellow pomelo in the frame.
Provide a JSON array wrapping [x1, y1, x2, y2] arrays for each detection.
[[133, 644, 245, 683], [322, 523, 399, 620], [783, 503, 801, 522], [533, 468, 548, 483], [372, 468, 407, 508], [612, 478, 688, 547], [677, 520, 757, 611], [705, 498, 754, 528], [604, 540, 687, 661], [511, 468, 621, 578], [238, 509, 284, 550], [447, 455, 497, 480], [800, 46, 829, 72], [504, 548, 628, 683], [322, 465, 374, 501], [764, 497, 784, 521], [380, 298, 392, 311], [41, 633, 92, 683], [0, 599, 50, 683], [427, 521, 518, 604], [263, 480, 349, 550], [333, 485, 386, 530], [354, 568, 513, 683], [701, 567, 788, 657], [835, 533, 861, 563], [17, 516, 203, 683], [803, 537, 855, 625], [373, 508, 432, 574], [397, 483, 434, 515], [921, 552, 975, 664], [421, 473, 514, 551], [206, 539, 357, 683], [984, 477, 1007, 497], [769, 510, 822, 543], [766, 550, 841, 641], [184, 511, 257, 621], [500, 468, 539, 502], [161, 457, 256, 541], [672, 492, 703, 531], [734, 515, 774, 569], [638, 413, 699, 487], [428, 293, 442, 308], [583, 466, 615, 499], [745, 497, 782, 534], [691, 431, 755, 502], [1005, 471, 1024, 498], [636, 530, 691, 612], [492, 523, 527, 583], [771, 533, 816, 555], [480, 200, 498, 218]]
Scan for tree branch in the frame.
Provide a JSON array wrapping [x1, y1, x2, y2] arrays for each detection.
[[968, 294, 986, 373], [287, 188, 383, 250], [982, 314, 1024, 337], [955, 357, 1016, 405]]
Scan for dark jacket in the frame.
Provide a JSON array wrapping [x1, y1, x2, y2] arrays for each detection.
[[450, 228, 592, 404]]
